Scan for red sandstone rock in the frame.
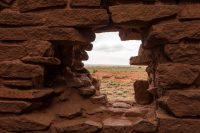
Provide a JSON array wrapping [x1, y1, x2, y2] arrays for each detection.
[[0, 27, 93, 43], [39, 9, 109, 27], [0, 87, 54, 100], [112, 102, 131, 109], [119, 29, 141, 41], [0, 43, 27, 62], [178, 5, 200, 20], [70, 0, 101, 7], [156, 63, 200, 89], [23, 40, 54, 57], [102, 118, 133, 133], [0, 11, 44, 26], [17, 0, 66, 12], [0, 115, 52, 132], [164, 42, 200, 64], [0, 61, 44, 79], [132, 118, 157, 133], [2, 79, 33, 88], [158, 89, 200, 117], [134, 80, 153, 105], [157, 109, 200, 133], [110, 5, 178, 27], [53, 119, 102, 133], [90, 94, 108, 105], [0, 100, 32, 114], [145, 21, 200, 48], [79, 85, 96, 97], [21, 56, 61, 65]]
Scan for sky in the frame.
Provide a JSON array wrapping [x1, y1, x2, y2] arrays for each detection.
[[84, 32, 141, 66]]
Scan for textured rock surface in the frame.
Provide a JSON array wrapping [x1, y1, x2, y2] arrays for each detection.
[[0, 0, 200, 133], [156, 63, 200, 89], [158, 90, 200, 117], [134, 80, 153, 105]]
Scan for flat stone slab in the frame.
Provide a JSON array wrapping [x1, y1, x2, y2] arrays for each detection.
[[103, 118, 133, 133], [0, 100, 32, 114], [158, 89, 200, 117], [0, 114, 52, 132], [53, 119, 102, 133], [0, 87, 54, 100], [157, 109, 200, 133], [110, 5, 178, 26]]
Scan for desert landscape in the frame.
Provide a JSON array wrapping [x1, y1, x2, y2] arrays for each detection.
[[87, 65, 147, 103]]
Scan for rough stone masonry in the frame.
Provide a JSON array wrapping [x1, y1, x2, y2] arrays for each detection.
[[0, 0, 200, 133]]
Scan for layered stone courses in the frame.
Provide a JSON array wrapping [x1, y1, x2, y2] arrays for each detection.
[[0, 0, 200, 133]]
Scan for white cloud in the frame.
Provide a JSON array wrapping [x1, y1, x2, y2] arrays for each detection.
[[84, 32, 141, 66]]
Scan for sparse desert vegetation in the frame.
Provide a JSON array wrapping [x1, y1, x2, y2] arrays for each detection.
[[86, 66, 148, 103]]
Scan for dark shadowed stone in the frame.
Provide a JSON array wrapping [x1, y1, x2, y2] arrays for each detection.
[[156, 63, 200, 89], [21, 56, 61, 65], [71, 0, 101, 7], [18, 0, 66, 12], [102, 118, 133, 133], [0, 87, 54, 100], [0, 115, 52, 132], [134, 80, 153, 105], [157, 109, 200, 133], [158, 89, 200, 117], [164, 42, 200, 64], [119, 29, 141, 41], [0, 61, 44, 79], [0, 12, 44, 26], [53, 119, 102, 133], [110, 5, 178, 27], [0, 100, 32, 114]]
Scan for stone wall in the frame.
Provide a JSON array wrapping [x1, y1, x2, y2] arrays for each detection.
[[0, 0, 199, 133]]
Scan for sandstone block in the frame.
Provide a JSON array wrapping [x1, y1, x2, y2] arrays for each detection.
[[158, 90, 200, 117], [90, 94, 108, 105], [0, 43, 27, 62], [145, 21, 200, 48], [0, 27, 92, 43], [102, 118, 133, 133], [2, 79, 33, 88], [0, 115, 52, 132], [132, 118, 157, 133], [0, 87, 54, 100], [24, 40, 54, 57], [40, 9, 109, 27], [164, 42, 200, 64], [157, 109, 200, 133], [110, 5, 178, 27], [79, 85, 96, 97], [18, 0, 66, 12], [156, 63, 200, 89], [179, 5, 200, 20], [134, 80, 153, 105], [0, 11, 44, 26], [71, 0, 101, 7], [0, 100, 32, 114], [21, 56, 61, 65], [53, 119, 102, 133], [119, 29, 141, 41], [0, 61, 44, 79]]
